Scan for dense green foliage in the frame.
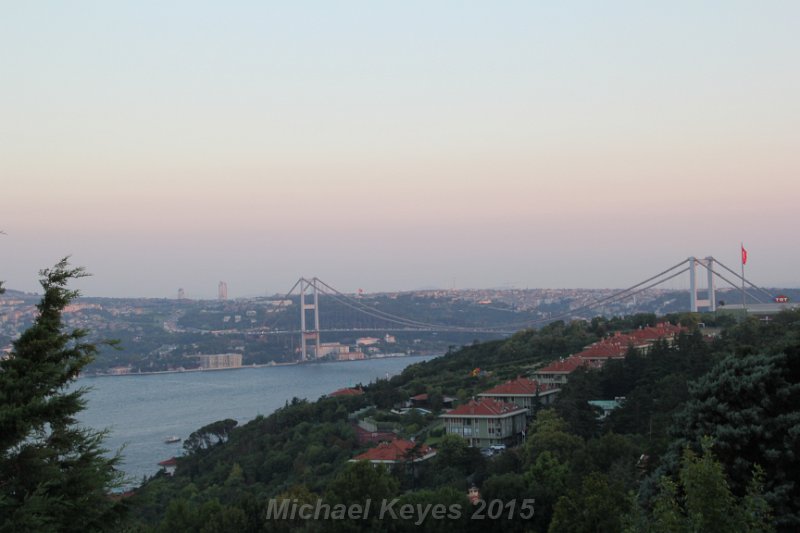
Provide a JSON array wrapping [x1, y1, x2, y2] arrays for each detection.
[[103, 310, 800, 531], [663, 344, 800, 528], [0, 260, 124, 532], [627, 439, 774, 533]]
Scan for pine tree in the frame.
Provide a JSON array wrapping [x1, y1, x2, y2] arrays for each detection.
[[628, 438, 774, 533], [548, 472, 630, 533], [0, 259, 124, 532], [667, 347, 800, 530]]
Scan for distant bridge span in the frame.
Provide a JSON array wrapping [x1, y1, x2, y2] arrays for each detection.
[[260, 257, 773, 361], [252, 327, 517, 336]]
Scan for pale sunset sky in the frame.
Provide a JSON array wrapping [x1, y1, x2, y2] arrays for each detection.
[[2, 1, 798, 298]]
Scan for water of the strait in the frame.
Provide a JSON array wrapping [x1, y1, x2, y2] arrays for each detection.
[[74, 356, 436, 486]]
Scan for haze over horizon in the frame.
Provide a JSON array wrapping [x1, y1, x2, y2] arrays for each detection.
[[3, 2, 798, 298]]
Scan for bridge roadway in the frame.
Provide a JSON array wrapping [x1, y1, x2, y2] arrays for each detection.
[[254, 327, 515, 335], [164, 324, 515, 336]]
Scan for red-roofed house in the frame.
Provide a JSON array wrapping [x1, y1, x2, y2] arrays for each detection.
[[478, 376, 560, 410], [157, 457, 177, 476], [351, 439, 437, 465], [627, 323, 684, 346], [408, 392, 455, 409], [578, 324, 685, 362], [575, 338, 632, 362], [532, 323, 686, 388], [440, 398, 528, 448], [327, 387, 364, 398], [533, 356, 602, 386]]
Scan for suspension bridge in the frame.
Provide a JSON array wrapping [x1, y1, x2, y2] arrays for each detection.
[[258, 256, 784, 361]]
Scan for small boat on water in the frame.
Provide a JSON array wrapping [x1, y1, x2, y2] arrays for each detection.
[[164, 436, 181, 444]]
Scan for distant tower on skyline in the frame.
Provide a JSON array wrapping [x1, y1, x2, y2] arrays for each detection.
[[218, 281, 228, 300], [177, 288, 185, 300]]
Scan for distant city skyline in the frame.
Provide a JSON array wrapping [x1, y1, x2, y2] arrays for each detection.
[[1, 252, 793, 300], [2, 2, 798, 298]]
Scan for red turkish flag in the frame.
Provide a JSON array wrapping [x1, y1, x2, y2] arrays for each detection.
[[741, 244, 748, 265]]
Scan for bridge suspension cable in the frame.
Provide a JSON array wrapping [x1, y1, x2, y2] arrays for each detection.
[[482, 263, 692, 331], [711, 258, 774, 301], [262, 277, 303, 332], [479, 259, 690, 330], [313, 278, 482, 332], [316, 259, 693, 333], [262, 254, 776, 341], [693, 261, 765, 304]]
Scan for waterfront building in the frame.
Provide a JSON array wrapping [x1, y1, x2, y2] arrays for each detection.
[[157, 457, 177, 476], [197, 353, 242, 369]]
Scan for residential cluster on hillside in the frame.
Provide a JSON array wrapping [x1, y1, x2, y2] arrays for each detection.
[[315, 323, 686, 471], [441, 323, 684, 449], [534, 322, 684, 385]]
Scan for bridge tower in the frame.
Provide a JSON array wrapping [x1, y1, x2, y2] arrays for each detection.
[[299, 277, 321, 361], [688, 256, 716, 312]]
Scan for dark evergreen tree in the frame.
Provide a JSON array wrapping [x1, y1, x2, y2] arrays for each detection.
[[548, 472, 630, 533], [0, 259, 124, 532], [552, 367, 601, 438], [627, 439, 773, 533], [663, 348, 800, 531], [323, 460, 399, 532]]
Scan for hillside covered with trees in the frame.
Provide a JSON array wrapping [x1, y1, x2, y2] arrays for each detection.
[[117, 309, 800, 532], [3, 261, 797, 531]]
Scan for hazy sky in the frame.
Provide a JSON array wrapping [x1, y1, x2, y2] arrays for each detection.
[[2, 1, 798, 298]]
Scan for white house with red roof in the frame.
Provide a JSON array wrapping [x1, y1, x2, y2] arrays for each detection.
[[157, 457, 177, 476], [440, 398, 528, 448], [478, 376, 559, 410], [351, 439, 436, 465]]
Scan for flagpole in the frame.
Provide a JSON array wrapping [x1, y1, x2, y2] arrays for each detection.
[[740, 243, 746, 317]]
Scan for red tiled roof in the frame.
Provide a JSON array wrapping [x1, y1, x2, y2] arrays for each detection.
[[480, 376, 553, 396], [158, 457, 177, 467], [577, 340, 629, 359], [626, 323, 684, 342], [533, 324, 686, 380], [328, 387, 364, 397], [576, 323, 685, 359], [410, 393, 429, 401], [353, 439, 435, 463], [443, 397, 527, 417], [537, 355, 597, 374]]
